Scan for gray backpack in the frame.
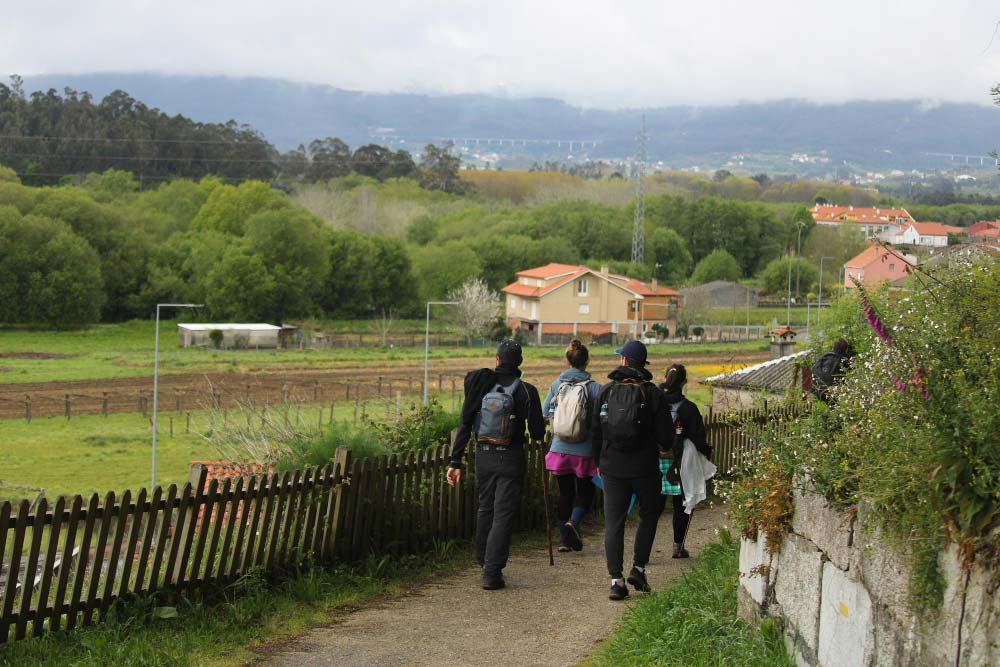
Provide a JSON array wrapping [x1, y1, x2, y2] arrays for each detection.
[[477, 379, 522, 446], [551, 380, 591, 443]]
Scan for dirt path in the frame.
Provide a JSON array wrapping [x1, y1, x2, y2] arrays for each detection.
[[256, 502, 727, 667]]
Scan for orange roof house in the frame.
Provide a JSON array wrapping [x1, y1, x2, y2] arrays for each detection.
[[501, 263, 679, 343], [843, 245, 916, 290], [811, 204, 914, 239]]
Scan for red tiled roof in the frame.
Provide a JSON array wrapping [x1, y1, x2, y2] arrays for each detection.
[[906, 222, 963, 237], [844, 244, 914, 269], [624, 278, 680, 297], [516, 263, 581, 279], [972, 227, 1000, 238], [811, 205, 913, 224]]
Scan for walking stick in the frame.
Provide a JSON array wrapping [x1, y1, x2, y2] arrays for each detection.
[[539, 437, 554, 566]]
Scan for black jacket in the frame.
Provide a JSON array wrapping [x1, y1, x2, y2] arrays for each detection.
[[449, 365, 545, 468], [591, 365, 675, 479], [660, 387, 711, 459]]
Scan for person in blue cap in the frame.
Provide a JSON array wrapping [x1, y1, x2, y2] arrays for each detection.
[[591, 339, 675, 600], [446, 339, 545, 590]]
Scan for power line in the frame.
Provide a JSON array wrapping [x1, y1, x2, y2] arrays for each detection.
[[0, 151, 277, 164], [0, 134, 264, 145], [631, 114, 647, 265]]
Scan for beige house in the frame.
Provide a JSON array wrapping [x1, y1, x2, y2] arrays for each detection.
[[502, 263, 679, 343]]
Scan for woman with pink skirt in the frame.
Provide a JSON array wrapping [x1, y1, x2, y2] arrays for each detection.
[[543, 339, 601, 552]]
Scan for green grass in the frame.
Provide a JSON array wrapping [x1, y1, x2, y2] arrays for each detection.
[[0, 319, 768, 385], [0, 397, 434, 497], [584, 531, 791, 667], [0, 541, 470, 667]]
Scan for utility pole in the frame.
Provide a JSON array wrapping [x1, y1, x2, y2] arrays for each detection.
[[631, 114, 647, 265]]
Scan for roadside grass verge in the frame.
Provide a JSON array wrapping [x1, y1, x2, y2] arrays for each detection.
[[0, 319, 768, 385], [583, 530, 790, 667], [0, 542, 470, 667]]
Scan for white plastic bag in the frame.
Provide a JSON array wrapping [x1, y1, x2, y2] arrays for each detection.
[[680, 439, 717, 514]]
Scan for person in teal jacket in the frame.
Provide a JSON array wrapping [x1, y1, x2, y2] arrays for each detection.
[[542, 339, 602, 552]]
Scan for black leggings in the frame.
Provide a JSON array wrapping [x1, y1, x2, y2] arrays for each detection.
[[658, 493, 692, 546], [554, 473, 595, 523]]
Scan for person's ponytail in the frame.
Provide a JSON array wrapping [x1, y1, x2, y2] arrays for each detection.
[[663, 363, 687, 392], [565, 339, 589, 369]]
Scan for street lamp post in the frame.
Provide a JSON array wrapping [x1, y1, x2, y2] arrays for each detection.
[[424, 301, 459, 405], [795, 220, 806, 299], [152, 303, 202, 489]]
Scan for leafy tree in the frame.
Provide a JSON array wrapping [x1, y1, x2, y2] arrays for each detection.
[[690, 248, 742, 284], [448, 278, 499, 345], [760, 256, 820, 297], [205, 246, 277, 322], [648, 227, 692, 284], [191, 180, 289, 235], [0, 207, 104, 326], [410, 240, 482, 301], [280, 145, 309, 180], [307, 137, 351, 181], [321, 230, 417, 317], [243, 208, 329, 321], [0, 165, 18, 183], [419, 143, 467, 194], [406, 214, 440, 245], [713, 169, 733, 182]]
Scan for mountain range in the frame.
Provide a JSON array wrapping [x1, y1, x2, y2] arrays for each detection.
[[21, 73, 1000, 172]]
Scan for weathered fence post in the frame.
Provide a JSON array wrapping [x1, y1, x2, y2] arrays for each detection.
[[186, 411, 191, 433], [102, 392, 109, 417], [169, 416, 174, 437], [65, 394, 71, 420], [452, 377, 457, 411], [326, 446, 352, 561], [396, 392, 402, 420], [353, 388, 359, 424], [377, 376, 383, 397], [25, 395, 31, 423]]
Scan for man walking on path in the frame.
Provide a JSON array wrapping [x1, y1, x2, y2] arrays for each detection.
[[446, 339, 546, 590], [592, 339, 675, 600]]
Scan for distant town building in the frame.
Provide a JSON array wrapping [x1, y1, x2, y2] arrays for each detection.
[[894, 222, 965, 248], [502, 263, 679, 344], [811, 204, 914, 239], [843, 245, 916, 290]]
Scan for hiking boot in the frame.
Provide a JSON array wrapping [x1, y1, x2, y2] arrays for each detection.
[[672, 547, 690, 559], [563, 522, 583, 552], [608, 581, 629, 601], [557, 537, 571, 553], [627, 567, 651, 593], [482, 573, 506, 590]]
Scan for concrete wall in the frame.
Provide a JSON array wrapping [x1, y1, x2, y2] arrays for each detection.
[[738, 485, 999, 667]]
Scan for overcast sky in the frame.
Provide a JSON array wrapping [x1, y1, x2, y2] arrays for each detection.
[[3, 1, 1000, 108]]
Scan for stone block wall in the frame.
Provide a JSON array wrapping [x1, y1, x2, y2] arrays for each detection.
[[737, 487, 999, 667]]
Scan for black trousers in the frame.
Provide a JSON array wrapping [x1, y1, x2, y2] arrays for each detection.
[[474, 445, 525, 577], [601, 473, 661, 579], [554, 473, 596, 523], [658, 493, 692, 546]]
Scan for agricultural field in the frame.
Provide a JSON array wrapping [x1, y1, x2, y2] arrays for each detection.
[[0, 320, 769, 497]]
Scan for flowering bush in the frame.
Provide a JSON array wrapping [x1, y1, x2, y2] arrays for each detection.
[[729, 253, 1000, 609]]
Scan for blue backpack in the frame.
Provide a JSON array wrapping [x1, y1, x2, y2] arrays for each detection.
[[477, 379, 522, 446]]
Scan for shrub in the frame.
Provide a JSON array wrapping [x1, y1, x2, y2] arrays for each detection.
[[727, 254, 1000, 610], [209, 329, 224, 349]]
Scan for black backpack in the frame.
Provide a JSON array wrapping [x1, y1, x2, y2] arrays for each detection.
[[599, 380, 650, 451], [811, 352, 845, 399]]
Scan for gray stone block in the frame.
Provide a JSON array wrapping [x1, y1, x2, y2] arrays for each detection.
[[856, 520, 913, 626], [818, 561, 875, 667], [791, 484, 855, 572], [775, 532, 824, 654], [739, 532, 776, 607]]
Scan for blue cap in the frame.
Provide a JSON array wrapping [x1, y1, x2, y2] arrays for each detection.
[[614, 339, 648, 366]]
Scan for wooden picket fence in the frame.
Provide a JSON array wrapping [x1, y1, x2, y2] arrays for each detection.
[[704, 403, 802, 477], [0, 440, 549, 644], [0, 404, 788, 644]]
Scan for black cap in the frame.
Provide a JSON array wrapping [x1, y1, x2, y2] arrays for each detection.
[[614, 339, 648, 366], [496, 339, 523, 366]]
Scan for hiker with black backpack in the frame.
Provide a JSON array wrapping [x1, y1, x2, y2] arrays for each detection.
[[592, 339, 675, 601], [446, 339, 546, 590], [658, 363, 712, 559], [811, 337, 853, 403], [542, 339, 601, 553]]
